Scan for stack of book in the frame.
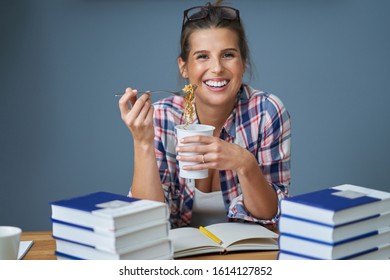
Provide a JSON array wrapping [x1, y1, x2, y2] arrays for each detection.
[[278, 184, 390, 260], [50, 191, 172, 260]]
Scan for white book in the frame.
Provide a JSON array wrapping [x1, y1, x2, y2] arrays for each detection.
[[278, 211, 390, 243], [52, 219, 169, 253], [352, 243, 390, 260], [56, 252, 173, 260], [280, 184, 390, 226], [278, 243, 390, 260], [55, 237, 172, 260], [278, 227, 390, 259], [50, 192, 169, 230]]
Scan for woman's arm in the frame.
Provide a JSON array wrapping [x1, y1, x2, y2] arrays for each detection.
[[118, 88, 164, 202], [236, 94, 291, 220], [235, 149, 278, 219]]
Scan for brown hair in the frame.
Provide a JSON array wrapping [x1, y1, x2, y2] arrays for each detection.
[[179, 0, 253, 78]]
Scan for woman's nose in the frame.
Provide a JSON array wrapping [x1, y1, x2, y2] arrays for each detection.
[[210, 59, 223, 74]]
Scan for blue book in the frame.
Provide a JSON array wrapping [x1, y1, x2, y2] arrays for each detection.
[[55, 250, 173, 260], [278, 211, 390, 243], [278, 243, 390, 260], [51, 219, 169, 253], [50, 192, 169, 230], [278, 226, 390, 259], [55, 237, 173, 260], [280, 184, 390, 225]]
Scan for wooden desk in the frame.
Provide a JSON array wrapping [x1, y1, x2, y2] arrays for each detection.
[[21, 232, 278, 260], [21, 232, 56, 260]]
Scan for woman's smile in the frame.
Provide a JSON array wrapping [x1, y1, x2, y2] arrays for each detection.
[[204, 78, 229, 91]]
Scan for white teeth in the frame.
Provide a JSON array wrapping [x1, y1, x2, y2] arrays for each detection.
[[205, 80, 228, 88]]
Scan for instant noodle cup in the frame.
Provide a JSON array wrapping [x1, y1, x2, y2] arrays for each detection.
[[175, 124, 215, 179]]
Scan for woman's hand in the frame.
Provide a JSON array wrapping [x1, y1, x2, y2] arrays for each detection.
[[176, 135, 278, 219], [118, 87, 154, 145], [175, 135, 252, 173]]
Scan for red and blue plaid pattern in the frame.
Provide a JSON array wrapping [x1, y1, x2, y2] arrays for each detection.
[[131, 85, 291, 229]]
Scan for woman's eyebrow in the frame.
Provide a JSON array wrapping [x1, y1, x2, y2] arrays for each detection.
[[192, 48, 239, 56], [223, 48, 239, 52], [192, 50, 208, 56]]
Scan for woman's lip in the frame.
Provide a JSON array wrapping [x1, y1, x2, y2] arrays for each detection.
[[203, 79, 230, 87], [203, 78, 229, 82], [203, 81, 229, 92]]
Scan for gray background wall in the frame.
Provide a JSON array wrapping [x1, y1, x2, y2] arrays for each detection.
[[1, 0, 389, 231]]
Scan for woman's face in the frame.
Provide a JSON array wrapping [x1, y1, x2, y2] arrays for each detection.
[[178, 27, 246, 107]]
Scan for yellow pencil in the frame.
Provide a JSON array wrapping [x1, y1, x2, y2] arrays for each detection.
[[199, 226, 223, 245]]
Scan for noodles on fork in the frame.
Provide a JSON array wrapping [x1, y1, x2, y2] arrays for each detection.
[[182, 84, 197, 129]]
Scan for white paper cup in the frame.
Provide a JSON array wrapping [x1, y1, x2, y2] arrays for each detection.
[[175, 124, 215, 179], [0, 226, 21, 260]]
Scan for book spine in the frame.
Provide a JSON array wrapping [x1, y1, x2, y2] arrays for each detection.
[[280, 213, 380, 227], [52, 219, 94, 232], [55, 251, 85, 260]]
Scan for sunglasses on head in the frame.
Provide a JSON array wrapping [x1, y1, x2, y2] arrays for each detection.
[[182, 2, 240, 31]]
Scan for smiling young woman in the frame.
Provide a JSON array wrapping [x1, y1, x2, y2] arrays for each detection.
[[119, 1, 291, 230]]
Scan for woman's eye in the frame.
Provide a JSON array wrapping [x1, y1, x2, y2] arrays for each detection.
[[223, 52, 235, 58], [196, 54, 208, 60]]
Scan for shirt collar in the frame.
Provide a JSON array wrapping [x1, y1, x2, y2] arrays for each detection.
[[221, 85, 249, 138]]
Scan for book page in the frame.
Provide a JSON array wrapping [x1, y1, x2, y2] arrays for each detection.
[[205, 223, 278, 248], [333, 184, 390, 199], [18, 240, 33, 260], [169, 227, 220, 252]]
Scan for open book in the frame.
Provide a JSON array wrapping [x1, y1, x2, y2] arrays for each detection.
[[169, 222, 278, 258]]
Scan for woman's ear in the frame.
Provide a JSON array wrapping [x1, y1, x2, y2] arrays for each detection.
[[177, 57, 188, 79]]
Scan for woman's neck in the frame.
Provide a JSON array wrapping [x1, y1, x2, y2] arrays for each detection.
[[195, 101, 234, 134]]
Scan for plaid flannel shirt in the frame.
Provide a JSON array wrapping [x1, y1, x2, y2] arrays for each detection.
[[132, 84, 291, 229]]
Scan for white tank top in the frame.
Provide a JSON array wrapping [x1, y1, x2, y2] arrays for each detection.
[[190, 188, 228, 228]]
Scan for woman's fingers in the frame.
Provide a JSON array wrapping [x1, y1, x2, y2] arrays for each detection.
[[179, 135, 216, 146], [126, 93, 151, 123], [176, 136, 215, 153], [119, 87, 152, 124], [118, 88, 137, 119], [130, 95, 153, 127], [176, 136, 217, 169]]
